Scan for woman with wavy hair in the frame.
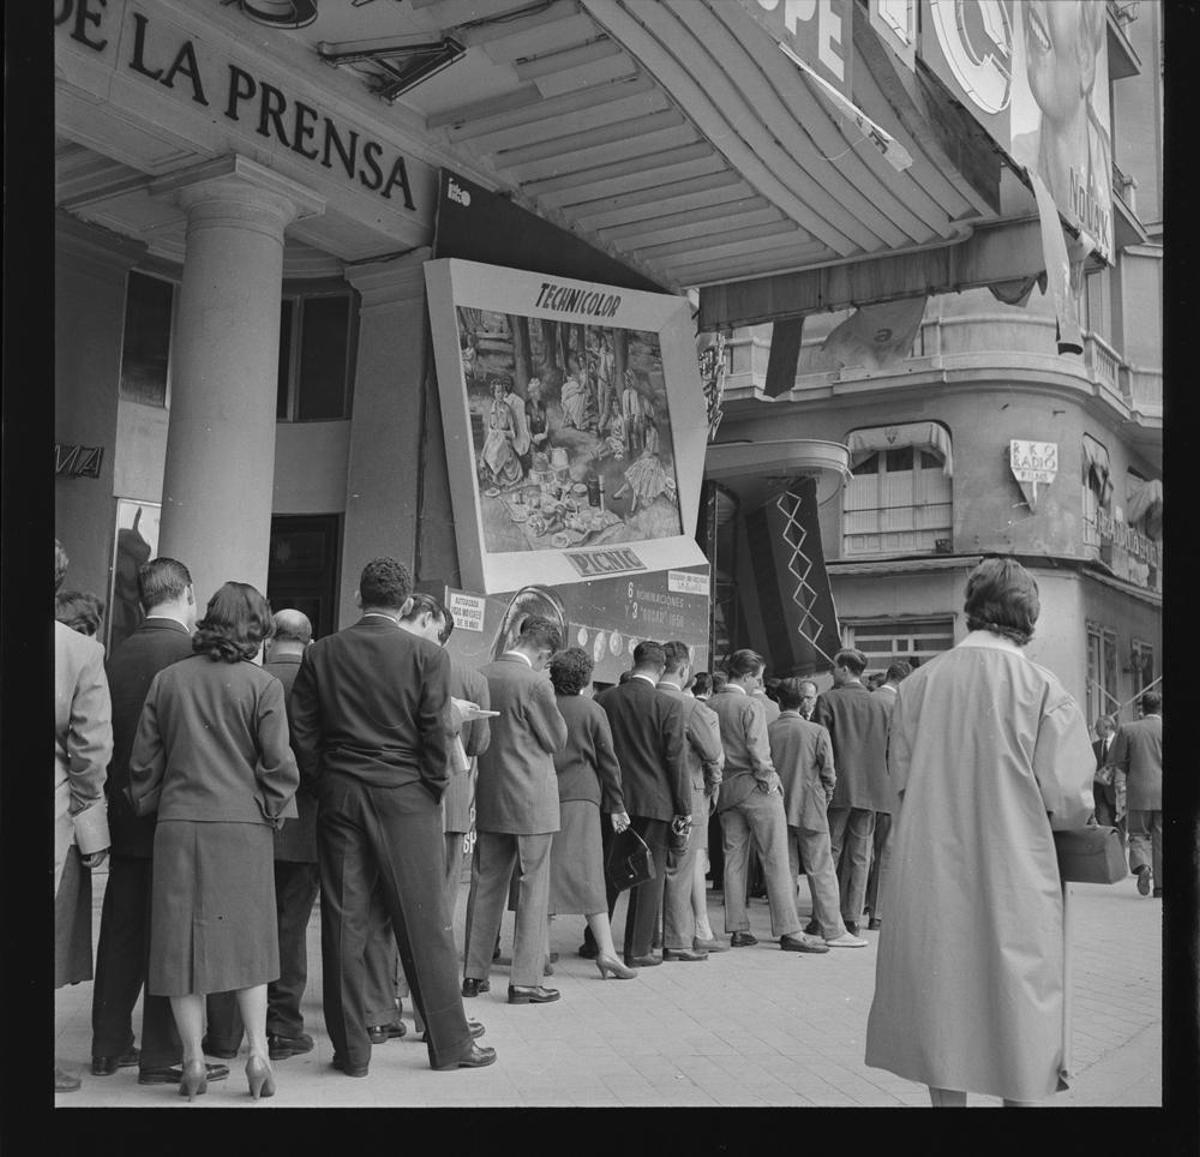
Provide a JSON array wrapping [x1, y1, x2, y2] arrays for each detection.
[[864, 557, 1094, 1107], [129, 582, 299, 1101]]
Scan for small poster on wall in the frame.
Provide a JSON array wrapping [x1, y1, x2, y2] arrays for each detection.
[[107, 499, 161, 652], [425, 258, 709, 594]]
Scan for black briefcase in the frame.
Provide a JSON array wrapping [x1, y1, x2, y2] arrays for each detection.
[[605, 826, 655, 893]]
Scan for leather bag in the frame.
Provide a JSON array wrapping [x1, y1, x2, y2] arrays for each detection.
[[605, 826, 655, 893], [1054, 825, 1127, 884]]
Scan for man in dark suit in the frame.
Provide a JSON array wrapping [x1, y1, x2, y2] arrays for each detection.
[[462, 616, 566, 1004], [597, 641, 689, 967], [289, 558, 495, 1075], [204, 609, 323, 1061], [863, 661, 907, 931], [89, 558, 229, 1087], [657, 641, 724, 960], [1110, 691, 1164, 897], [812, 648, 893, 937], [1091, 713, 1120, 832]]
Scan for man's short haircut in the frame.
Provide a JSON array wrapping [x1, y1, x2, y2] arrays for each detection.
[[798, 679, 818, 696], [401, 591, 447, 632], [1140, 690, 1162, 715], [359, 557, 412, 609], [138, 557, 192, 611], [725, 649, 764, 680], [193, 582, 274, 663], [964, 557, 1040, 646], [54, 539, 70, 593], [55, 590, 105, 637], [519, 615, 562, 654], [549, 647, 593, 696], [632, 640, 666, 670], [691, 672, 713, 697], [885, 660, 912, 683], [833, 648, 868, 676], [775, 677, 808, 712], [711, 671, 728, 692], [662, 640, 691, 672], [272, 608, 313, 645], [438, 603, 455, 645]]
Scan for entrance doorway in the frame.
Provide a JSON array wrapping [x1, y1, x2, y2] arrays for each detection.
[[268, 514, 341, 640]]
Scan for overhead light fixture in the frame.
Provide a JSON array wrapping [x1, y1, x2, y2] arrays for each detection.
[[318, 34, 467, 103], [222, 0, 318, 31]]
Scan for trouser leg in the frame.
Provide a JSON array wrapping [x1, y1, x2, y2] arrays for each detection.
[[1127, 808, 1153, 876], [90, 855, 148, 1058], [720, 805, 753, 933], [865, 812, 893, 922], [464, 831, 518, 981], [363, 882, 400, 1027], [1093, 786, 1116, 829], [663, 785, 706, 950], [510, 833, 554, 987], [745, 791, 802, 938], [840, 808, 876, 923], [798, 827, 847, 940], [362, 784, 471, 1068], [444, 830, 466, 930], [268, 860, 319, 1039], [623, 817, 668, 960], [318, 776, 378, 1071], [1149, 810, 1163, 887], [203, 992, 242, 1053]]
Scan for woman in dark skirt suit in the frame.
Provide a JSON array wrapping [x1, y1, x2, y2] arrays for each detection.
[[129, 582, 299, 1101], [547, 648, 637, 980]]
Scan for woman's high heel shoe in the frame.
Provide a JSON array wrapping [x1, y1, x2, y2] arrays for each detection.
[[179, 1060, 207, 1101], [246, 1055, 276, 1101], [595, 954, 638, 980]]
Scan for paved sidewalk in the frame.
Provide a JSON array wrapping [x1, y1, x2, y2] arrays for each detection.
[[54, 874, 1161, 1109]]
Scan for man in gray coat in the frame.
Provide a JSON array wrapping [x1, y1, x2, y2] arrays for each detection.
[[1110, 690, 1163, 897], [462, 617, 566, 1004]]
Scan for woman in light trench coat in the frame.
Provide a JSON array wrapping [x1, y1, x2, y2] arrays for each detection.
[[864, 558, 1095, 1106]]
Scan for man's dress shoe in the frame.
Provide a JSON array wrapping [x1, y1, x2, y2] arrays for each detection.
[[868, 918, 882, 931], [1152, 888, 1163, 898], [507, 984, 560, 1004], [624, 954, 663, 967], [1135, 865, 1152, 896], [461, 977, 490, 998], [331, 1054, 369, 1078], [267, 1033, 314, 1059], [91, 1048, 140, 1076], [139, 1062, 230, 1085], [54, 1065, 82, 1093], [730, 931, 758, 948], [578, 941, 599, 959], [803, 919, 821, 937], [432, 1042, 498, 1070], [421, 1020, 486, 1043], [780, 933, 830, 954], [662, 948, 708, 962], [693, 937, 729, 953], [200, 1035, 239, 1059], [367, 1021, 407, 1044], [844, 921, 861, 936]]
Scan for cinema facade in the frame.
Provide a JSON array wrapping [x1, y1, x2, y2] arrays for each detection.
[[55, 0, 1146, 686]]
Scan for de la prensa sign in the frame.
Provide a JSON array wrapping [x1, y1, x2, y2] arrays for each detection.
[[56, 0, 421, 211]]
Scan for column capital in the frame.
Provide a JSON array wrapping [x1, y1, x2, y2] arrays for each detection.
[[151, 153, 325, 232], [343, 248, 431, 311]]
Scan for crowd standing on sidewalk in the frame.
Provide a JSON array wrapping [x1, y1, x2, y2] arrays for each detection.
[[54, 541, 1161, 1106]]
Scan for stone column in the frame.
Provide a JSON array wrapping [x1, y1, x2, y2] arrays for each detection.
[[152, 156, 323, 606], [340, 250, 432, 628]]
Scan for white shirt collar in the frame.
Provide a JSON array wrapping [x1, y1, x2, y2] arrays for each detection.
[[503, 650, 533, 668], [726, 683, 747, 694], [362, 611, 399, 625], [631, 672, 657, 686]]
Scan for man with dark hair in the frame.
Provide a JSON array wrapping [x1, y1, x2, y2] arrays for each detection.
[[863, 660, 910, 931], [770, 679, 867, 948], [1091, 714, 1121, 833], [88, 558, 232, 1088], [709, 650, 829, 954], [462, 616, 566, 1004], [658, 641, 724, 959], [1110, 691, 1163, 897], [813, 648, 893, 936], [596, 640, 689, 967], [290, 558, 494, 1075]]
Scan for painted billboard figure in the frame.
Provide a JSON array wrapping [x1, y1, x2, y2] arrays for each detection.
[[480, 375, 527, 489], [615, 422, 675, 516], [559, 354, 590, 431]]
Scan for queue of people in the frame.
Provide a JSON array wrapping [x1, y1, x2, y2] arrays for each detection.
[[54, 543, 1159, 1107]]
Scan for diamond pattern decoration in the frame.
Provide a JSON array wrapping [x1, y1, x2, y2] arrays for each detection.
[[776, 486, 835, 664]]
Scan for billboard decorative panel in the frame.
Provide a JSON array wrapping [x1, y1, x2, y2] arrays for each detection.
[[425, 259, 709, 594]]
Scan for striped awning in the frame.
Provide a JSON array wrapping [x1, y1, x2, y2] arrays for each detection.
[[846, 421, 953, 477]]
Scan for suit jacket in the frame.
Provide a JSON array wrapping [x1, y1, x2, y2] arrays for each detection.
[[475, 654, 566, 835], [768, 711, 836, 832], [103, 617, 193, 857], [1109, 715, 1162, 811], [289, 616, 452, 800], [443, 659, 491, 834], [597, 676, 689, 821], [54, 622, 112, 880], [265, 652, 317, 862], [656, 683, 723, 793], [130, 655, 299, 826], [813, 682, 894, 813], [708, 686, 774, 812], [553, 694, 624, 812]]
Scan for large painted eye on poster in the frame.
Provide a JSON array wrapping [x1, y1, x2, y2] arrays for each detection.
[[424, 258, 710, 595]]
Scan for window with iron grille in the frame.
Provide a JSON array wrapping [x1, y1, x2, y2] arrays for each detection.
[[842, 617, 955, 673]]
